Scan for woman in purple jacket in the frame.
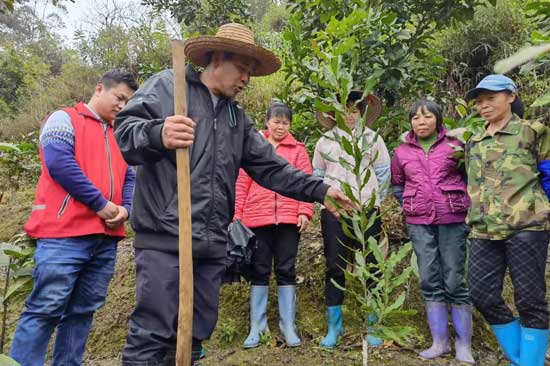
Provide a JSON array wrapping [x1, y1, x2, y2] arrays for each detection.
[[391, 100, 474, 364]]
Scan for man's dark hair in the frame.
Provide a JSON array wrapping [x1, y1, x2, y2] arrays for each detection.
[[408, 99, 443, 130], [99, 69, 139, 91], [266, 102, 292, 123]]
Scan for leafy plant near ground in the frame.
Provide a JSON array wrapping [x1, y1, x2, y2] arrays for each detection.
[[0, 233, 35, 353], [218, 320, 239, 345], [0, 133, 40, 199]]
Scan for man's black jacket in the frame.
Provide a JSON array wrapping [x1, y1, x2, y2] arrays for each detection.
[[115, 66, 329, 258]]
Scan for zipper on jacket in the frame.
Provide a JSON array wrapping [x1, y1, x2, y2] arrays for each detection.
[[274, 192, 278, 225], [206, 118, 218, 243], [57, 193, 71, 218], [103, 123, 114, 201]]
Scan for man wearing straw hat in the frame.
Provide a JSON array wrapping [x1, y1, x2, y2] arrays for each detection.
[[115, 23, 353, 366]]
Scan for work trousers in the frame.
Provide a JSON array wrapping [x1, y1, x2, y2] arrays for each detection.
[[122, 248, 226, 364], [469, 230, 550, 329], [249, 224, 300, 286], [321, 209, 381, 306], [406, 223, 471, 304]]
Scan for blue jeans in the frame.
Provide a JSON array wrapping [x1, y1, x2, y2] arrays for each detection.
[[9, 235, 117, 366], [406, 223, 471, 305]]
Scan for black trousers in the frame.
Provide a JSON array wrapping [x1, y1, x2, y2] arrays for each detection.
[[122, 248, 226, 363], [321, 209, 382, 306], [249, 224, 300, 286], [469, 230, 550, 329]]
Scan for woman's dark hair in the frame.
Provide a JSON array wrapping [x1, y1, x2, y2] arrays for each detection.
[[408, 99, 443, 130], [266, 102, 292, 123], [346, 91, 367, 116], [506, 92, 525, 118]]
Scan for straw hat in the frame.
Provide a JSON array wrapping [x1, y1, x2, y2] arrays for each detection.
[[183, 23, 281, 76], [316, 91, 383, 129]]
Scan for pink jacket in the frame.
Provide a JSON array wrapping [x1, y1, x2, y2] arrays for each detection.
[[234, 131, 314, 228], [391, 128, 470, 225]]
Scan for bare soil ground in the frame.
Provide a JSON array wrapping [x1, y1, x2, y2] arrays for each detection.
[[79, 237, 514, 366]]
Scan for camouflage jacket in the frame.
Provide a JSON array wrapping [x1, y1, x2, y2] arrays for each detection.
[[465, 114, 550, 239]]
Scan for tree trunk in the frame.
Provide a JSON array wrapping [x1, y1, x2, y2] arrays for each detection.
[[362, 333, 368, 366]]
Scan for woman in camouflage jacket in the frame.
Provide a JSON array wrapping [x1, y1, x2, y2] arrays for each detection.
[[465, 74, 550, 366]]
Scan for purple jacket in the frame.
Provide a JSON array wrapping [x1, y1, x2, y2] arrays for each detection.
[[391, 128, 469, 225]]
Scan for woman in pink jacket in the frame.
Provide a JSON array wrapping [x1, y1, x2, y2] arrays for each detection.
[[391, 100, 474, 364], [234, 102, 313, 348]]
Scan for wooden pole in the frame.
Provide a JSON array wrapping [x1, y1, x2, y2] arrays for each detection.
[[171, 39, 193, 366]]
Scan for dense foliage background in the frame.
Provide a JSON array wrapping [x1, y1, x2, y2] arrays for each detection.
[[0, 0, 548, 152]]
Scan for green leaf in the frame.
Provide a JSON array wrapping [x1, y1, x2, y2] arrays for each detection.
[[4, 276, 33, 302], [531, 94, 550, 108], [385, 291, 406, 314], [363, 70, 383, 94], [341, 220, 356, 241], [320, 152, 338, 163], [530, 30, 550, 44], [377, 324, 416, 345], [394, 29, 412, 40], [330, 278, 347, 292], [0, 143, 20, 152], [0, 354, 20, 366], [334, 37, 356, 56], [3, 249, 25, 260], [367, 236, 385, 265], [0, 244, 20, 266], [392, 267, 414, 288], [354, 249, 366, 269], [341, 137, 354, 156], [340, 181, 360, 205], [13, 267, 33, 277], [314, 100, 335, 113], [352, 216, 364, 243], [381, 12, 397, 25], [494, 44, 550, 73], [410, 250, 419, 278], [455, 104, 467, 118]]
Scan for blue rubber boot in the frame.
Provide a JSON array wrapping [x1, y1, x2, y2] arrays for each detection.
[[519, 326, 549, 366], [243, 285, 269, 348], [320, 306, 343, 348], [277, 285, 301, 347], [490, 319, 520, 366], [367, 313, 383, 347]]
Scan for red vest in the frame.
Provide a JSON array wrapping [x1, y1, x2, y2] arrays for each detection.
[[25, 102, 129, 238]]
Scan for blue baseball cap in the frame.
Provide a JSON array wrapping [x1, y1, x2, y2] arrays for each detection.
[[465, 74, 518, 101]]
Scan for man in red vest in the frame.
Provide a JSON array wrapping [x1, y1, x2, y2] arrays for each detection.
[[9, 69, 138, 366]]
